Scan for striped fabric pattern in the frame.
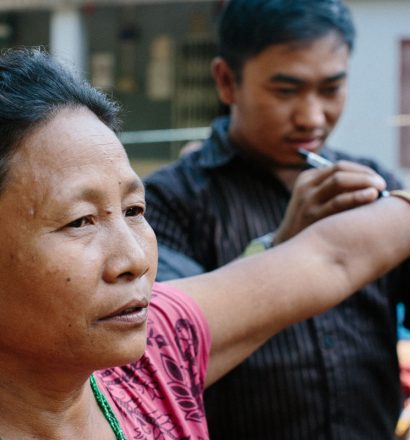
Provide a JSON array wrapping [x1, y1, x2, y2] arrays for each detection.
[[144, 116, 410, 440]]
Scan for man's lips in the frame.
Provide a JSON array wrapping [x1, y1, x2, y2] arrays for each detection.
[[286, 137, 324, 151]]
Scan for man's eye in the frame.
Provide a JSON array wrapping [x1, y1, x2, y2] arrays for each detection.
[[321, 85, 341, 96], [66, 216, 94, 228], [275, 88, 298, 97], [125, 206, 144, 217]]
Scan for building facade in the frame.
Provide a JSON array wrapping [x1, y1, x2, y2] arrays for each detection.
[[0, 0, 409, 181]]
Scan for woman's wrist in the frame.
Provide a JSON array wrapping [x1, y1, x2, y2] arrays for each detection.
[[389, 190, 410, 204]]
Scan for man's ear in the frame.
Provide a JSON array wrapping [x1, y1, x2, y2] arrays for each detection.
[[211, 57, 237, 105]]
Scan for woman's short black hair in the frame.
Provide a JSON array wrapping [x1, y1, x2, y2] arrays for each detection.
[[0, 47, 121, 192]]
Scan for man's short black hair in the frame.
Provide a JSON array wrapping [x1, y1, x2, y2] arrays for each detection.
[[218, 0, 355, 79]]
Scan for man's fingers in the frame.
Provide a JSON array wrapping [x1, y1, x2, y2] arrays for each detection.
[[315, 171, 386, 202], [319, 187, 380, 217], [332, 160, 382, 175], [290, 160, 388, 235], [297, 160, 386, 190]]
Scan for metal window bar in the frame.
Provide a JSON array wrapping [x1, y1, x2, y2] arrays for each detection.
[[119, 126, 211, 145]]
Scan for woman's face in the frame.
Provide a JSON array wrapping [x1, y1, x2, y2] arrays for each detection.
[[0, 107, 157, 374]]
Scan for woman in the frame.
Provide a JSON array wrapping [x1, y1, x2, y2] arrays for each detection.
[[0, 48, 409, 440]]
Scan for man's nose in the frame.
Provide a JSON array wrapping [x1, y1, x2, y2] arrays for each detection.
[[102, 219, 149, 283], [293, 95, 326, 130]]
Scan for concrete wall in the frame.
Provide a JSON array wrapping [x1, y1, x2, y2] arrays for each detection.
[[329, 0, 410, 182]]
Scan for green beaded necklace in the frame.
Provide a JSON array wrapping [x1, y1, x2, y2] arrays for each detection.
[[90, 374, 127, 440]]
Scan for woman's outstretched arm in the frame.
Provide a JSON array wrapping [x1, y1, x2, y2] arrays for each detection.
[[169, 194, 410, 387]]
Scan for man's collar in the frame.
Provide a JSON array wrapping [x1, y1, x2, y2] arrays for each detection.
[[319, 146, 336, 163], [198, 116, 239, 168]]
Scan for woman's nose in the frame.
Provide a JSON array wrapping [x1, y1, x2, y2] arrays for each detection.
[[102, 218, 149, 283]]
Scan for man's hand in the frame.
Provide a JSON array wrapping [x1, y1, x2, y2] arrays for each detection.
[[275, 161, 387, 244]]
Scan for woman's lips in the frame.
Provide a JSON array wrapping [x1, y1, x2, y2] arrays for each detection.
[[101, 307, 148, 325], [99, 298, 149, 325]]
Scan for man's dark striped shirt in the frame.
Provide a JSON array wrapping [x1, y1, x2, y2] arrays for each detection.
[[144, 116, 410, 440]]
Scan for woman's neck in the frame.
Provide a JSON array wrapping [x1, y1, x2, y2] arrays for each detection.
[[0, 365, 115, 440]]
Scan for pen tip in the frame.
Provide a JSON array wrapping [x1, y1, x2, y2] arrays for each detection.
[[297, 148, 309, 158]]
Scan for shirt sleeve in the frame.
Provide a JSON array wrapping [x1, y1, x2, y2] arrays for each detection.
[[156, 243, 205, 281], [149, 282, 212, 388], [144, 168, 191, 251], [144, 163, 210, 279]]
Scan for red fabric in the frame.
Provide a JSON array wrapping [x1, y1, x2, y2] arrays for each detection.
[[95, 282, 211, 439]]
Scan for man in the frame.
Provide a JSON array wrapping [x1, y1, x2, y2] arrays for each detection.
[[144, 1, 410, 438]]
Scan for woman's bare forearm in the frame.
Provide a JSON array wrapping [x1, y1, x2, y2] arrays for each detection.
[[169, 195, 410, 386]]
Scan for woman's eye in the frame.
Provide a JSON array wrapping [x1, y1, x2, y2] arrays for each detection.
[[125, 206, 144, 217], [66, 216, 94, 228]]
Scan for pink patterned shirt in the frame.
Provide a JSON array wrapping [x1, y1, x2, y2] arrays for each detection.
[[94, 282, 211, 439]]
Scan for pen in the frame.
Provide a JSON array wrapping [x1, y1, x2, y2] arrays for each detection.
[[297, 148, 390, 198], [297, 148, 333, 169]]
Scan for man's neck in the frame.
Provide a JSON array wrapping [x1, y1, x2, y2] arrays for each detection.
[[271, 167, 302, 192], [230, 139, 305, 191]]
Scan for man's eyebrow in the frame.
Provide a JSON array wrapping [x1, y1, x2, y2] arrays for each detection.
[[271, 74, 304, 85], [322, 72, 348, 82], [270, 71, 347, 85]]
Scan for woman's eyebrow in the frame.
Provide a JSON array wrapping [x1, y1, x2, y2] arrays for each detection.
[[122, 177, 145, 196], [53, 176, 143, 205]]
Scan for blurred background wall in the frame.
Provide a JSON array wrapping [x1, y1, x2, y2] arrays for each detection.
[[0, 0, 409, 183], [335, 0, 410, 185]]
